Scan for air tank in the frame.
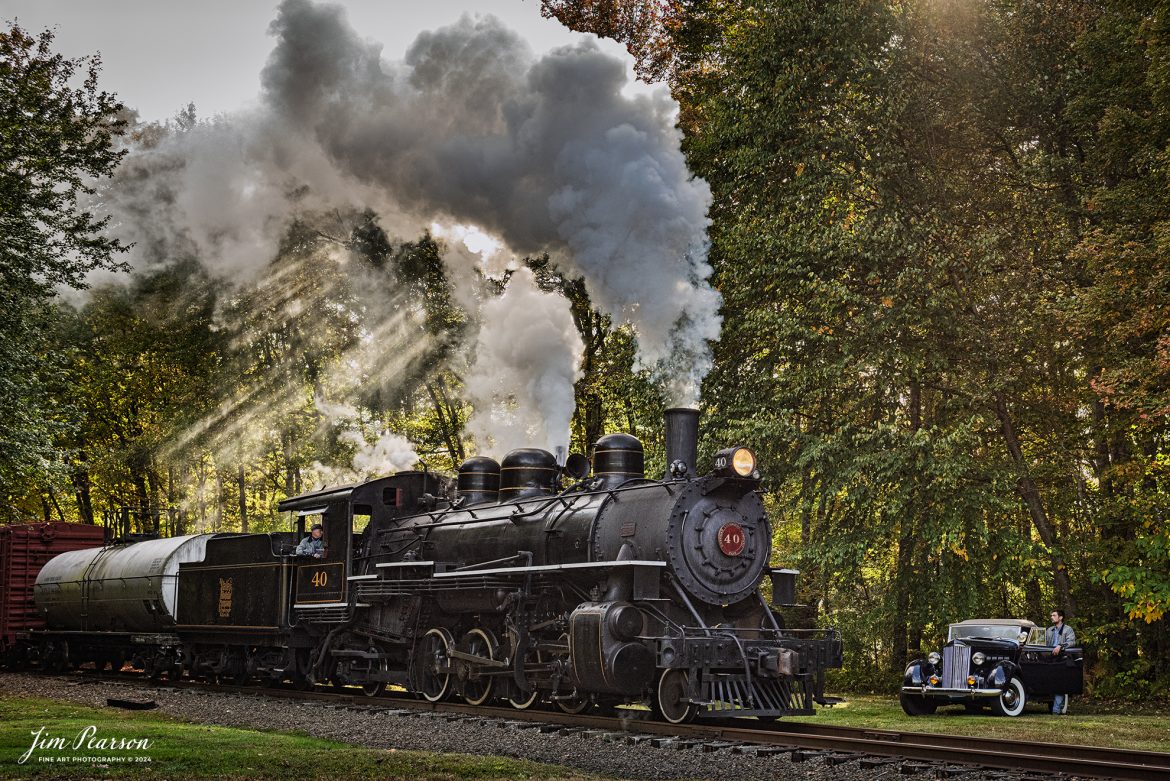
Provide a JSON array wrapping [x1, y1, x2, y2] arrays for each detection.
[[34, 534, 212, 633]]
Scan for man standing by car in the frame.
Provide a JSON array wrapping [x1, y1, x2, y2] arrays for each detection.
[[1047, 609, 1077, 714]]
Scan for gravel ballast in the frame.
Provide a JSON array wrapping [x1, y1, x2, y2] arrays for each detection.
[[0, 672, 1025, 780]]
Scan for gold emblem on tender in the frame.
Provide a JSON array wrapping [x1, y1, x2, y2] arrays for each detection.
[[217, 577, 233, 618]]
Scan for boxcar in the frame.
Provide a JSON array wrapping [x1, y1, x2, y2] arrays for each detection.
[[0, 523, 108, 661]]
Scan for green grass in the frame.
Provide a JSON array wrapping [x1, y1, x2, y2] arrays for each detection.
[[3, 693, 1167, 779], [797, 694, 1170, 752], [0, 696, 603, 780]]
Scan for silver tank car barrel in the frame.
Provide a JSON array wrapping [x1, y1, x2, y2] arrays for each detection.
[[34, 534, 213, 633]]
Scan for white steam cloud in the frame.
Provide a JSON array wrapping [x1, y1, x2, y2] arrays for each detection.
[[311, 396, 419, 484], [93, 0, 720, 461], [465, 268, 584, 454]]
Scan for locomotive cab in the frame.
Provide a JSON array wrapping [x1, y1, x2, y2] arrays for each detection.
[[277, 472, 447, 620]]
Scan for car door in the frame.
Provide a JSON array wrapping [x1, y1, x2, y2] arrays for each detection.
[[1019, 627, 1084, 696]]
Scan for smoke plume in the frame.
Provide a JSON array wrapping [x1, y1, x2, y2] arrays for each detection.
[[94, 0, 720, 463], [260, 0, 720, 403]]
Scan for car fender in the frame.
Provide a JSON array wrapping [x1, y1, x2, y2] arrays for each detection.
[[989, 660, 1020, 688], [904, 659, 932, 686]]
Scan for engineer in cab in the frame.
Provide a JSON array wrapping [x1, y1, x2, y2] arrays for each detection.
[[296, 523, 326, 558]]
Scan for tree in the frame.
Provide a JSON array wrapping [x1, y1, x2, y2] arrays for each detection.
[[1067, 1, 1170, 644], [541, 0, 684, 82], [545, 0, 1169, 689], [0, 23, 126, 512]]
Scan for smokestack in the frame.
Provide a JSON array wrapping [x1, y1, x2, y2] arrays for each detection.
[[664, 408, 700, 479]]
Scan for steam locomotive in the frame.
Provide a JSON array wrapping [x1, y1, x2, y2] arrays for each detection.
[[15, 409, 842, 722]]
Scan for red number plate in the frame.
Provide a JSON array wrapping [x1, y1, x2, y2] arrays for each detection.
[[718, 523, 746, 556]]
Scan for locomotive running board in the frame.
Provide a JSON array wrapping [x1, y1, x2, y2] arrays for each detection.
[[430, 560, 666, 577]]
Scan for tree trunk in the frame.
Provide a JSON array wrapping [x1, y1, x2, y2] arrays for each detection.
[[581, 392, 604, 452], [147, 463, 163, 535], [169, 466, 183, 536], [284, 430, 297, 497], [196, 457, 207, 533], [1091, 393, 1112, 495], [799, 467, 813, 546], [215, 469, 225, 533], [46, 489, 66, 523], [237, 464, 248, 533], [426, 378, 464, 463], [435, 374, 465, 461], [132, 471, 150, 534], [995, 395, 1073, 611], [892, 533, 914, 669], [892, 380, 923, 671], [73, 453, 95, 524]]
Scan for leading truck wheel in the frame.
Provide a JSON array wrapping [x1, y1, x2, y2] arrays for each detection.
[[990, 677, 1027, 717], [555, 691, 592, 715], [412, 628, 453, 703], [655, 669, 698, 724], [899, 692, 938, 716]]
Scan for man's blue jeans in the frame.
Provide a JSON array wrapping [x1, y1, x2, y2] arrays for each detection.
[[1052, 693, 1069, 714]]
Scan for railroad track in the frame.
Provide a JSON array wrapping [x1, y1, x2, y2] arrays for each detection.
[[57, 672, 1170, 780]]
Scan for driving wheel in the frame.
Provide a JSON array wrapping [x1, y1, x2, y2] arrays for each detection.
[[507, 646, 545, 710], [554, 690, 592, 714], [412, 627, 453, 702], [456, 628, 499, 706]]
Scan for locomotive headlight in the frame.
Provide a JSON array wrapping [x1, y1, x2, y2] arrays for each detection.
[[714, 446, 757, 478], [971, 652, 986, 666]]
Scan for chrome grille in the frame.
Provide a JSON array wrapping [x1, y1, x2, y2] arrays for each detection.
[[942, 645, 971, 689]]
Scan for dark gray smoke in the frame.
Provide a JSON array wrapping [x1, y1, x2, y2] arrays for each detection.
[[261, 0, 719, 404]]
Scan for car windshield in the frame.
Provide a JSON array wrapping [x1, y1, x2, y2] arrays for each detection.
[[948, 624, 1026, 642]]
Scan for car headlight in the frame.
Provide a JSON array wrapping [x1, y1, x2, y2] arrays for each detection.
[[928, 652, 941, 665], [972, 652, 986, 666], [714, 446, 758, 478]]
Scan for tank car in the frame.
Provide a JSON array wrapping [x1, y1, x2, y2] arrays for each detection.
[[29, 534, 212, 675]]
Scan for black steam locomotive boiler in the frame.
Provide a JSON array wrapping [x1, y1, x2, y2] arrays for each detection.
[[26, 409, 841, 723]]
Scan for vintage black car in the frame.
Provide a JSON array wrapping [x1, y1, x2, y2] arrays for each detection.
[[901, 619, 1083, 716]]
